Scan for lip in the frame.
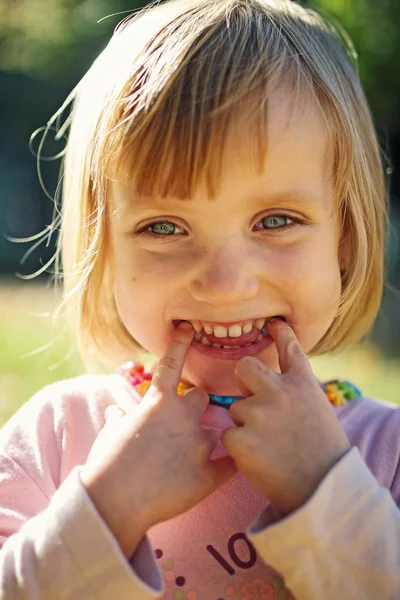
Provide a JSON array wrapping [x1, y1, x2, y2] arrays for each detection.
[[191, 333, 274, 360]]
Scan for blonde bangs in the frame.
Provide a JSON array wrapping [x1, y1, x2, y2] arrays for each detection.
[[100, 6, 304, 201], [50, 0, 388, 369]]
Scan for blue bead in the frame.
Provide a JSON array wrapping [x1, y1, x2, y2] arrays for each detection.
[[349, 382, 362, 396], [209, 394, 244, 408]]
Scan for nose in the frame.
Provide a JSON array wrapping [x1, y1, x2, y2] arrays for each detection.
[[188, 245, 260, 306]]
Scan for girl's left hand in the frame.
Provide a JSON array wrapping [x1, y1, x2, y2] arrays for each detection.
[[221, 318, 351, 515]]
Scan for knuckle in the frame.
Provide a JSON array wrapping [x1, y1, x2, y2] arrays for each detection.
[[240, 433, 260, 456], [158, 356, 181, 371], [287, 339, 303, 355], [248, 403, 264, 422]]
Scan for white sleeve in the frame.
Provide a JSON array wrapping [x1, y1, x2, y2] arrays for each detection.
[[246, 447, 400, 599]]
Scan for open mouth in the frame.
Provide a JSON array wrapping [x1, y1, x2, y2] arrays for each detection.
[[173, 315, 286, 350]]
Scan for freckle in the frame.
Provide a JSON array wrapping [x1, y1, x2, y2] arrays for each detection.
[[131, 276, 137, 282]]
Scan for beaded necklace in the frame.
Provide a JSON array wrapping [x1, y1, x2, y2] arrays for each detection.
[[118, 362, 362, 408]]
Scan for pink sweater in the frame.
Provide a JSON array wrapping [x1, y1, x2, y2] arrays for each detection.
[[0, 373, 399, 599]]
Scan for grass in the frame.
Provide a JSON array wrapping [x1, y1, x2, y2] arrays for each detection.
[[0, 281, 399, 427], [0, 282, 83, 425]]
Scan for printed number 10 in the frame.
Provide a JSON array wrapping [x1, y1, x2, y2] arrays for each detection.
[[206, 533, 257, 575]]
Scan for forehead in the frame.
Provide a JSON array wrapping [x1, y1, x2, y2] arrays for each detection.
[[111, 87, 333, 213]]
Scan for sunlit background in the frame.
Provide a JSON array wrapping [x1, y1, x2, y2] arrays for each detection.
[[1, 0, 399, 425]]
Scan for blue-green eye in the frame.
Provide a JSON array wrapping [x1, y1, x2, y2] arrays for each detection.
[[147, 221, 182, 236], [255, 214, 297, 232], [139, 214, 300, 240], [262, 215, 292, 229]]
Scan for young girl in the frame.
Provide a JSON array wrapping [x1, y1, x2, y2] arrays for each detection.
[[1, 0, 400, 598]]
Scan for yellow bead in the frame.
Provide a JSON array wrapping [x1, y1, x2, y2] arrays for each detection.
[[325, 383, 337, 393], [331, 391, 346, 406]]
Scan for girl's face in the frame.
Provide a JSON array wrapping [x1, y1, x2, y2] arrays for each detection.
[[110, 91, 344, 395]]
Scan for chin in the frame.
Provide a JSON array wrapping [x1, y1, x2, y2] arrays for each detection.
[[182, 361, 235, 396], [183, 346, 279, 396]]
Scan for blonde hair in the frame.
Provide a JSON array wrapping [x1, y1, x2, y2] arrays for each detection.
[[40, 0, 389, 370]]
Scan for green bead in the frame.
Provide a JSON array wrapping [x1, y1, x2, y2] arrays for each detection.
[[337, 381, 349, 391]]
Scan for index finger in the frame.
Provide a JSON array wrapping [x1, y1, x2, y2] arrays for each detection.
[[150, 322, 195, 394], [267, 318, 313, 376]]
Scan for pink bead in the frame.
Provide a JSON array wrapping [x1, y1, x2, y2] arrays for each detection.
[[143, 373, 152, 381]]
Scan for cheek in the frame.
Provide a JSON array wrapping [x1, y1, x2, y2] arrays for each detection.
[[114, 277, 166, 355], [114, 244, 182, 289], [112, 249, 187, 355], [272, 237, 342, 319], [276, 232, 340, 280], [283, 252, 340, 296]]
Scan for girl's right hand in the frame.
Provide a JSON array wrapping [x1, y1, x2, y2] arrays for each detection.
[[80, 322, 237, 559]]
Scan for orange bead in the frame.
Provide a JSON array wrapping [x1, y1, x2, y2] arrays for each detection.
[[177, 383, 191, 396], [137, 380, 151, 394]]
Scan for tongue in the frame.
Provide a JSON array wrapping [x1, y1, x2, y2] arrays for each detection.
[[202, 327, 262, 346]]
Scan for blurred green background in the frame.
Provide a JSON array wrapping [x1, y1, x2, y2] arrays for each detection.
[[0, 0, 399, 425]]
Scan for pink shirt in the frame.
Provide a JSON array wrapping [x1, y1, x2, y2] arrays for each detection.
[[0, 373, 399, 599]]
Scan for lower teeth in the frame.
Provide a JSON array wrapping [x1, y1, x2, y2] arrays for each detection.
[[218, 338, 266, 349]]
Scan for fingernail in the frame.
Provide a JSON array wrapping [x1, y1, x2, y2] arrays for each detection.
[[238, 356, 256, 368], [179, 321, 193, 331], [268, 317, 281, 325], [267, 317, 285, 333]]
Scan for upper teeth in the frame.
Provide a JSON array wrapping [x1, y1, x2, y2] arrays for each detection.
[[190, 318, 273, 338]]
